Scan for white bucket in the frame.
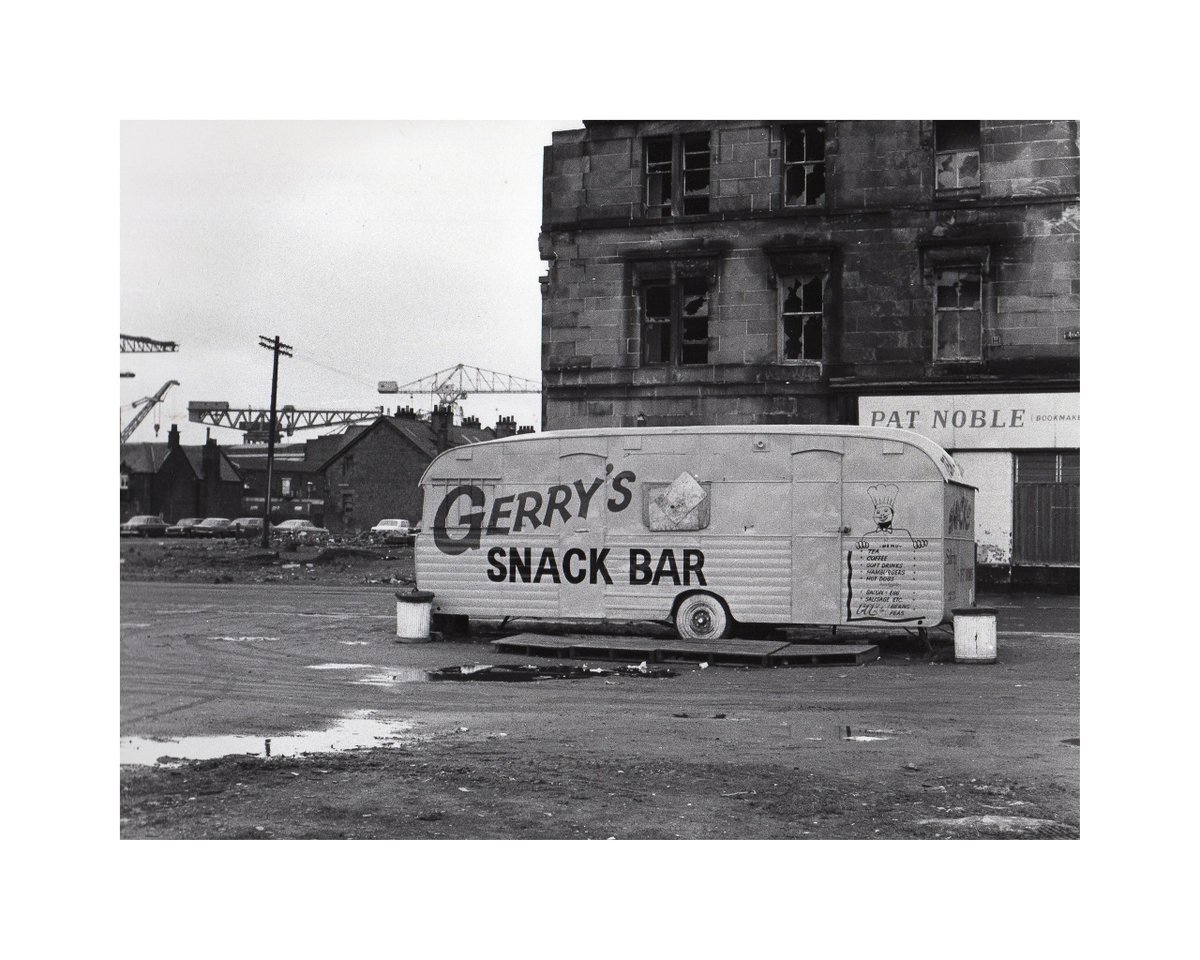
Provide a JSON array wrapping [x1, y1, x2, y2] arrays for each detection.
[[395, 590, 435, 642], [953, 607, 998, 663]]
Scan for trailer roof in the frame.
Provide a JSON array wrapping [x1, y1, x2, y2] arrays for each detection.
[[426, 425, 966, 483]]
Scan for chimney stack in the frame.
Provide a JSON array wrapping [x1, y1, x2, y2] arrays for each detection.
[[494, 414, 517, 438], [167, 424, 181, 449], [430, 404, 453, 452]]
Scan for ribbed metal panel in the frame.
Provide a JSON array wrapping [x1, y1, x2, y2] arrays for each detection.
[[841, 538, 947, 626], [416, 536, 560, 616], [605, 535, 792, 621], [418, 534, 796, 622]]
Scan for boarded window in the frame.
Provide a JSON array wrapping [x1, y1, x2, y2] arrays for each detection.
[[642, 279, 710, 365], [643, 133, 710, 218], [1014, 451, 1080, 565], [779, 275, 824, 361], [782, 124, 826, 207], [1016, 452, 1080, 485], [935, 120, 981, 195], [643, 475, 712, 531], [933, 267, 983, 360]]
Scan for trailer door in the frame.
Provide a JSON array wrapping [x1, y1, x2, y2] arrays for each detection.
[[557, 450, 608, 620], [790, 448, 845, 624]]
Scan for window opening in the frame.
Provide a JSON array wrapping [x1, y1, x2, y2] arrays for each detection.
[[644, 133, 710, 217], [680, 279, 709, 363], [782, 124, 826, 207], [642, 279, 710, 365], [934, 267, 983, 360], [935, 121, 980, 195], [681, 133, 710, 215], [644, 137, 673, 218], [780, 275, 824, 361]]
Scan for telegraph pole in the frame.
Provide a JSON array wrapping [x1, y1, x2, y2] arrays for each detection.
[[258, 334, 293, 548]]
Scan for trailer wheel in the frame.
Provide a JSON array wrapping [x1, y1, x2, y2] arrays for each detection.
[[674, 593, 730, 641]]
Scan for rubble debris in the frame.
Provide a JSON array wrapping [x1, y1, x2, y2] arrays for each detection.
[[427, 663, 676, 682]]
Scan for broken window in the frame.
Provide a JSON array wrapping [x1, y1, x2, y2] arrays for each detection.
[[341, 455, 354, 479], [681, 133, 710, 215], [782, 124, 826, 207], [644, 137, 674, 217], [779, 275, 824, 362], [342, 491, 354, 517], [641, 279, 710, 365], [933, 267, 983, 360], [935, 121, 980, 195], [643, 132, 710, 218]]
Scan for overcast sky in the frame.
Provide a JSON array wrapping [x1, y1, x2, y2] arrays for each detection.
[[120, 120, 578, 444]]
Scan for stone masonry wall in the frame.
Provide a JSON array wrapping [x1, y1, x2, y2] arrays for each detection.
[[540, 120, 1079, 430]]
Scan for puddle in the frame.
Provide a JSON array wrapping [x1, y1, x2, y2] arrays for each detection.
[[120, 710, 415, 766], [1061, 737, 1080, 746], [356, 668, 432, 685], [209, 636, 280, 642], [305, 663, 373, 670], [355, 663, 678, 685], [842, 725, 895, 742]]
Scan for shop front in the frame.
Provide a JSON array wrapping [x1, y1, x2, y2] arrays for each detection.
[[858, 392, 1079, 590]]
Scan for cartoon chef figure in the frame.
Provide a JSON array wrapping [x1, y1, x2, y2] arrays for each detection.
[[855, 484, 928, 549]]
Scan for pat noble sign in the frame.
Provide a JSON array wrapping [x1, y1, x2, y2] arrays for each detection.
[[858, 393, 1079, 450]]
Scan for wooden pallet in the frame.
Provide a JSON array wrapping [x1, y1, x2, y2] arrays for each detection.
[[491, 633, 879, 667]]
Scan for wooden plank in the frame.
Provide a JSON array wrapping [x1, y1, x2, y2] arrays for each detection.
[[492, 633, 876, 667], [772, 643, 879, 665]]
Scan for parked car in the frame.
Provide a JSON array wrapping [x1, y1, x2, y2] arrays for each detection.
[[230, 517, 265, 538], [190, 517, 236, 538], [370, 518, 414, 544], [165, 517, 204, 537], [121, 515, 168, 538], [273, 519, 331, 542]]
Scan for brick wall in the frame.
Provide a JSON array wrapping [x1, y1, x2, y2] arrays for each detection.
[[321, 425, 431, 535], [540, 120, 1079, 429]]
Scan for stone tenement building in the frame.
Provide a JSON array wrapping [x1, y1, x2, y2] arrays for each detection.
[[538, 121, 1079, 586]]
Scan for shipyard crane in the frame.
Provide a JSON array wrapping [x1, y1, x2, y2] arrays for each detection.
[[120, 333, 179, 377], [378, 363, 541, 406], [188, 401, 386, 443], [120, 334, 179, 353], [121, 380, 179, 443]]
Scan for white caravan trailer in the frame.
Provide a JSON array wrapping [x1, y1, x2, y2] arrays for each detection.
[[416, 426, 976, 640]]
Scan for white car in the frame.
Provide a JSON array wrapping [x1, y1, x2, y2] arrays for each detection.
[[370, 518, 414, 543], [273, 519, 330, 541]]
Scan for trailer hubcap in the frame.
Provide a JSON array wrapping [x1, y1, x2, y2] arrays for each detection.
[[690, 608, 714, 635]]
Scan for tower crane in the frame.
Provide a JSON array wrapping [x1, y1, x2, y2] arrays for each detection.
[[378, 363, 541, 406], [121, 380, 179, 443]]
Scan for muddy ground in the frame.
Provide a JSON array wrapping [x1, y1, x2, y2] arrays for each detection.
[[120, 537, 415, 586], [120, 546, 1080, 840]]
